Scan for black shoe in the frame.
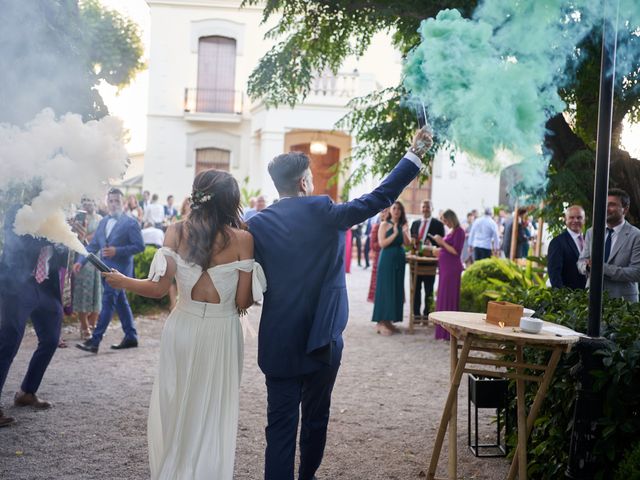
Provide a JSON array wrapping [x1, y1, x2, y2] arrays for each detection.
[[76, 340, 99, 354], [110, 338, 138, 350]]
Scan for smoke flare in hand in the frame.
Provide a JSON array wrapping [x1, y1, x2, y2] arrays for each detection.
[[0, 109, 129, 253], [404, 1, 640, 197]]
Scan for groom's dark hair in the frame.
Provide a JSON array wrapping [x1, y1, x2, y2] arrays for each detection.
[[268, 152, 310, 195]]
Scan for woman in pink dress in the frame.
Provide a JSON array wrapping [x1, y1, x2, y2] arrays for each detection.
[[432, 209, 465, 341]]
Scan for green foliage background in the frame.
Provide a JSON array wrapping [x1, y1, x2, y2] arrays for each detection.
[[243, 0, 640, 221], [461, 259, 640, 479]]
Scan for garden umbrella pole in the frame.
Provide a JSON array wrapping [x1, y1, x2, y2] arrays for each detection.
[[566, 1, 620, 477]]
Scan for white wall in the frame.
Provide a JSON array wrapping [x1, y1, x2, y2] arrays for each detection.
[[430, 149, 501, 219], [143, 0, 502, 208]]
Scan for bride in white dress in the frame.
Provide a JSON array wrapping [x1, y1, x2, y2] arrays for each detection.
[[103, 169, 266, 479]]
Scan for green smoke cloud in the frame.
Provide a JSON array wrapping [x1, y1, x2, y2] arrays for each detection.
[[404, 1, 640, 197]]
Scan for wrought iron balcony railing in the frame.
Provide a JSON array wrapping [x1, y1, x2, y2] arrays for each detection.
[[310, 70, 359, 98], [183, 88, 243, 115]]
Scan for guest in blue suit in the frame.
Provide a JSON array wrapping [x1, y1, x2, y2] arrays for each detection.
[[247, 128, 433, 480], [75, 188, 144, 353], [547, 205, 587, 289], [0, 204, 69, 427]]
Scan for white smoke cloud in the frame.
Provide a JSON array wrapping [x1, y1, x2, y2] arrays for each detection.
[[0, 109, 129, 253]]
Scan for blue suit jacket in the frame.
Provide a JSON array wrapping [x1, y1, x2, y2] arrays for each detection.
[[248, 156, 420, 377], [547, 229, 586, 289], [0, 205, 68, 303], [83, 214, 144, 277]]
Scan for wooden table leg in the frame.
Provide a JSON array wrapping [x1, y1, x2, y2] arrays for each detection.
[[507, 347, 563, 480], [515, 345, 527, 480], [409, 261, 416, 334], [448, 336, 458, 479], [427, 335, 472, 480]]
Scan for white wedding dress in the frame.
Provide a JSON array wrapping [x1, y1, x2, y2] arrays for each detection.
[[145, 247, 266, 480]]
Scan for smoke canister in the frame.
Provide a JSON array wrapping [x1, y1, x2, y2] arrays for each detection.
[[86, 253, 112, 273]]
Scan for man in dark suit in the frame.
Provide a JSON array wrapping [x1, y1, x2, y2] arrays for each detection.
[[0, 205, 68, 427], [363, 218, 372, 268], [248, 128, 432, 480], [409, 200, 445, 316], [76, 188, 144, 353], [548, 205, 587, 289]]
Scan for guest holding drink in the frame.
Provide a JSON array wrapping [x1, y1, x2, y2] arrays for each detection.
[[431, 209, 465, 341], [72, 196, 103, 340], [371, 202, 411, 335]]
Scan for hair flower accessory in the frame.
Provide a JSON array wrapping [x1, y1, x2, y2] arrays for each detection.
[[190, 190, 215, 210]]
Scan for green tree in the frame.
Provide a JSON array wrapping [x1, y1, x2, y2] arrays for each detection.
[[0, 0, 145, 125], [0, 0, 145, 250], [243, 0, 640, 224]]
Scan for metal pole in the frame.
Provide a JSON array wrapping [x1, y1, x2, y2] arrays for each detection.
[[587, 0, 619, 337], [566, 1, 620, 478]]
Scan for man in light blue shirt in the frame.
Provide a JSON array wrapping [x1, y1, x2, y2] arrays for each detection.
[[468, 208, 500, 261]]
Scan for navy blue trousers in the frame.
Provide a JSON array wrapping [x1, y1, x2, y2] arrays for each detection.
[[264, 340, 342, 480], [0, 284, 62, 401], [89, 281, 137, 346], [473, 247, 492, 261]]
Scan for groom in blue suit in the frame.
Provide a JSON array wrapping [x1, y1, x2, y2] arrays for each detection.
[[75, 188, 144, 353], [248, 128, 432, 480]]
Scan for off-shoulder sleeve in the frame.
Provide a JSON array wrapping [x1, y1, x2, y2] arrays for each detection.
[[234, 259, 268, 302], [148, 247, 177, 282]]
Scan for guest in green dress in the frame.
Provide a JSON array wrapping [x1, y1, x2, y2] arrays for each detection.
[[72, 197, 103, 340], [371, 201, 411, 336]]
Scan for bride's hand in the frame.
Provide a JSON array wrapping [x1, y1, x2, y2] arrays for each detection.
[[102, 269, 128, 289]]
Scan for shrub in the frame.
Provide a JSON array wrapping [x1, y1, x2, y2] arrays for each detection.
[[459, 257, 545, 313], [615, 442, 640, 480], [127, 245, 168, 313], [497, 286, 640, 479]]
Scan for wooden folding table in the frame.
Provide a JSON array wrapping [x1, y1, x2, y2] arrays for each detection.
[[406, 254, 438, 333], [427, 311, 580, 480]]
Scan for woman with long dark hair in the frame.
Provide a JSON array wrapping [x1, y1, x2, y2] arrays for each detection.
[[371, 201, 411, 335], [103, 169, 266, 479]]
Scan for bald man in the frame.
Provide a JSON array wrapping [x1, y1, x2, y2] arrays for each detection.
[[547, 205, 587, 289]]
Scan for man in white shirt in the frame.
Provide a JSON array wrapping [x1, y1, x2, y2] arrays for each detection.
[[409, 200, 445, 317], [141, 222, 165, 248], [578, 189, 640, 302], [468, 208, 500, 261], [547, 205, 587, 289], [143, 194, 165, 228]]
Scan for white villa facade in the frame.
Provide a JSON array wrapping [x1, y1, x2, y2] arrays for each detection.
[[143, 0, 501, 217]]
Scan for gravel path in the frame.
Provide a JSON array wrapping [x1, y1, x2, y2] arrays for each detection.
[[0, 264, 510, 479]]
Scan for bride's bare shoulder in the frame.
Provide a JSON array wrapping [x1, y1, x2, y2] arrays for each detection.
[[164, 222, 185, 250], [228, 227, 253, 256]]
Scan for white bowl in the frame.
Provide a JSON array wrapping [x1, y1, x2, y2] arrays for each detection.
[[522, 308, 535, 317], [520, 317, 543, 334]]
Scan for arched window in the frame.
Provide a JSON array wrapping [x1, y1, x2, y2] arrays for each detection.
[[195, 148, 231, 175], [196, 36, 236, 113]]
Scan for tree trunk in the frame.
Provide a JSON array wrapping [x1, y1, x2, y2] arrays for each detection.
[[544, 113, 640, 226]]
